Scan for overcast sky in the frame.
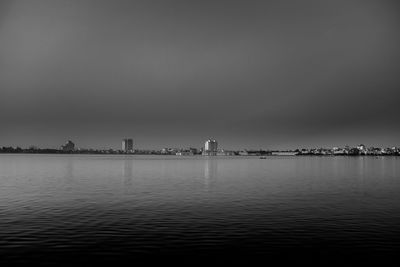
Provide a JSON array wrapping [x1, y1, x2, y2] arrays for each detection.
[[1, 0, 400, 149]]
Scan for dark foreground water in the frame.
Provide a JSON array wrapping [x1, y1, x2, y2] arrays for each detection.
[[1, 154, 400, 264]]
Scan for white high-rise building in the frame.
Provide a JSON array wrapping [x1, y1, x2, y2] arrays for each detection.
[[122, 138, 134, 152], [203, 139, 218, 156]]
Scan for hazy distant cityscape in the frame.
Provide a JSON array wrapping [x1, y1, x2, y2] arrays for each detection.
[[1, 139, 400, 156]]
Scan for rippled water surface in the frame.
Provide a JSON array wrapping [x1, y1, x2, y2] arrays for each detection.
[[1, 154, 400, 263]]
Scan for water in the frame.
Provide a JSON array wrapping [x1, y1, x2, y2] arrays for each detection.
[[1, 154, 400, 264]]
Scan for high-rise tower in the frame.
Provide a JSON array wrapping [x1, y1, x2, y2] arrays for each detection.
[[203, 139, 218, 156], [122, 138, 133, 152]]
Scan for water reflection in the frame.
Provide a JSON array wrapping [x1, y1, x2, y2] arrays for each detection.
[[123, 159, 133, 187], [204, 158, 218, 190], [64, 157, 75, 181]]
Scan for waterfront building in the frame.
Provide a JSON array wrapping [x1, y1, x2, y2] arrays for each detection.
[[189, 147, 199, 155], [122, 138, 134, 152], [161, 148, 180, 155], [203, 139, 218, 156], [238, 150, 249, 156], [61, 140, 75, 152], [176, 151, 194, 156], [334, 148, 346, 155], [217, 149, 235, 156], [357, 144, 367, 155]]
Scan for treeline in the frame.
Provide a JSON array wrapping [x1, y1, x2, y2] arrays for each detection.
[[0, 147, 108, 154]]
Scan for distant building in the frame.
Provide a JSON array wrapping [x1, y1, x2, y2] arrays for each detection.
[[203, 139, 218, 156], [217, 149, 235, 156], [176, 151, 194, 156], [161, 148, 180, 155], [357, 144, 367, 154], [189, 147, 199, 155], [238, 150, 249, 156], [333, 148, 346, 155], [61, 140, 75, 152], [122, 138, 134, 152]]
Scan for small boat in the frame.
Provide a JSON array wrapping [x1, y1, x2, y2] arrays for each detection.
[[259, 156, 267, 159]]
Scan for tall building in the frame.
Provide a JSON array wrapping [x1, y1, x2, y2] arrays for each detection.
[[203, 139, 218, 156], [122, 138, 134, 152], [61, 140, 75, 152]]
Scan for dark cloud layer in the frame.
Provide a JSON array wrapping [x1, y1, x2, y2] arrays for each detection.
[[1, 0, 400, 149]]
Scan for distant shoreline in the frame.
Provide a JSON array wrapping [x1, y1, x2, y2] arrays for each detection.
[[2, 144, 400, 157], [1, 151, 399, 157]]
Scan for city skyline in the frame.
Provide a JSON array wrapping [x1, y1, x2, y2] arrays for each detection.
[[2, 135, 400, 151], [1, 137, 399, 153], [1, 0, 400, 150]]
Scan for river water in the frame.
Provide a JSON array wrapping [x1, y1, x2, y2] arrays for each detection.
[[1, 154, 400, 264]]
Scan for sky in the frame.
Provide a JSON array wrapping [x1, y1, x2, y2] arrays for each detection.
[[1, 0, 400, 150]]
